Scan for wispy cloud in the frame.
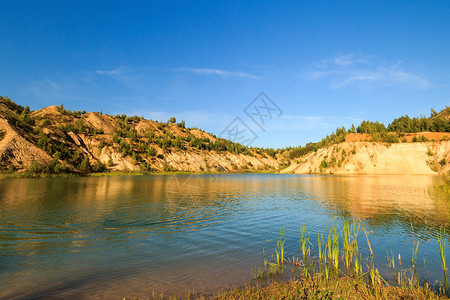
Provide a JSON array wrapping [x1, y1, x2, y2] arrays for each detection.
[[28, 77, 83, 101], [174, 67, 259, 79], [306, 54, 430, 90], [96, 68, 124, 76]]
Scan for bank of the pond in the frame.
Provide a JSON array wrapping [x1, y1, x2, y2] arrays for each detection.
[[129, 276, 449, 299], [0, 168, 278, 179]]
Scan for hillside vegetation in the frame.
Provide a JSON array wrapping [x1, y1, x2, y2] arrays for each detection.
[[0, 96, 280, 175]]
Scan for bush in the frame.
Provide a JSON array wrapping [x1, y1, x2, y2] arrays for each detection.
[[417, 135, 429, 142], [320, 159, 328, 169], [147, 146, 157, 156], [168, 117, 176, 124], [29, 160, 43, 173], [92, 161, 107, 172], [78, 157, 91, 173], [8, 164, 16, 173]]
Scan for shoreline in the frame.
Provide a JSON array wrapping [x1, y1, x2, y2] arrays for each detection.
[[0, 169, 278, 179], [0, 170, 445, 180], [143, 277, 449, 300]]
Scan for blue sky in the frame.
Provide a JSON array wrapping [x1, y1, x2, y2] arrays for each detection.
[[1, 1, 449, 148]]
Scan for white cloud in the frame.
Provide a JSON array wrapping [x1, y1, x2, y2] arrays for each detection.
[[175, 67, 259, 79], [96, 68, 124, 76], [306, 54, 430, 90], [28, 78, 82, 101]]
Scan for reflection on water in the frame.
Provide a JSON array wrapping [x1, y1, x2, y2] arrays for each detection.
[[0, 174, 448, 299]]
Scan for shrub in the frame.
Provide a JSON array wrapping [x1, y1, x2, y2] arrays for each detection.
[[147, 146, 157, 156], [29, 160, 43, 174], [320, 159, 328, 169], [8, 164, 16, 173], [168, 117, 176, 124], [92, 161, 106, 172], [78, 157, 91, 173], [417, 135, 429, 142]]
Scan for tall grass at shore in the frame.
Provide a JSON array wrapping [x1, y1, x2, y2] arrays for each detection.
[[258, 218, 449, 298], [438, 228, 448, 290]]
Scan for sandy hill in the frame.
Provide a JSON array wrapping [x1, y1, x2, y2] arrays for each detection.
[[0, 97, 280, 174], [281, 106, 450, 175], [281, 140, 450, 175]]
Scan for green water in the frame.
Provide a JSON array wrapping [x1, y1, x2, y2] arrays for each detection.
[[0, 174, 448, 299]]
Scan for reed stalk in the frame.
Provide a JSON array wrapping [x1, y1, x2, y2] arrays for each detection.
[[437, 228, 448, 290]]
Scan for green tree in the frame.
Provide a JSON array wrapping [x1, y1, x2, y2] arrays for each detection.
[[29, 160, 43, 174], [78, 157, 91, 173], [431, 108, 437, 117]]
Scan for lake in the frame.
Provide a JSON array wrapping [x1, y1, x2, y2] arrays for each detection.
[[0, 174, 448, 299]]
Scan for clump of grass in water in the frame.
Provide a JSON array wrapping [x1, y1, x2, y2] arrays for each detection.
[[260, 219, 449, 298], [275, 228, 285, 266], [299, 223, 311, 278], [438, 228, 448, 291], [264, 228, 286, 276], [342, 218, 360, 273]]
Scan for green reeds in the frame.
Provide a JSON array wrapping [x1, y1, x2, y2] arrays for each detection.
[[411, 221, 420, 276], [342, 219, 360, 272], [437, 227, 448, 290], [300, 223, 311, 278], [317, 233, 325, 269], [262, 219, 448, 297], [331, 225, 340, 272], [300, 223, 311, 262], [275, 228, 285, 265]]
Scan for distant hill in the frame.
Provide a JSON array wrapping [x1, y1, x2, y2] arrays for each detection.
[[282, 107, 450, 175], [0, 96, 280, 175]]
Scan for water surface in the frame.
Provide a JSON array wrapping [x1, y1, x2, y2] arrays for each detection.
[[0, 174, 448, 299]]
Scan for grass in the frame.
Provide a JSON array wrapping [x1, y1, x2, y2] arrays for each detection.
[[132, 219, 449, 299], [0, 168, 278, 179], [438, 228, 448, 290], [254, 219, 449, 298], [128, 275, 447, 300], [0, 172, 81, 179]]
